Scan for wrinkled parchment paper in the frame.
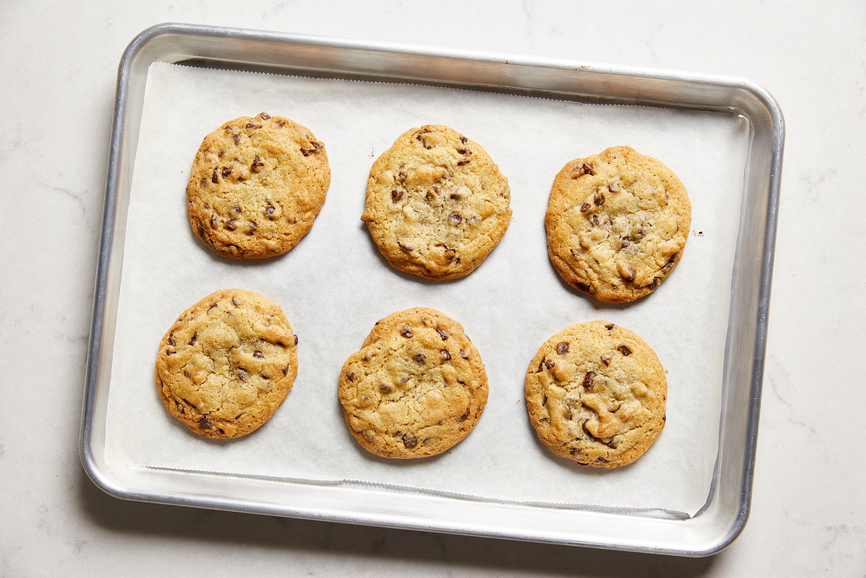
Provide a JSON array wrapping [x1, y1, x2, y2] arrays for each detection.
[[105, 62, 748, 516]]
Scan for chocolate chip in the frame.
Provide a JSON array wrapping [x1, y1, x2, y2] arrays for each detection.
[[564, 404, 573, 420], [435, 327, 449, 341], [207, 303, 218, 313], [457, 158, 471, 166], [232, 205, 241, 215], [283, 364, 290, 376], [400, 377, 410, 383], [605, 323, 615, 330], [583, 371, 596, 390], [544, 359, 555, 370], [175, 401, 184, 414], [607, 441, 618, 449], [210, 214, 217, 228], [663, 253, 678, 271], [617, 344, 633, 356], [556, 342, 569, 356], [401, 325, 414, 338], [238, 370, 248, 382], [580, 203, 591, 212], [600, 355, 610, 366], [440, 349, 451, 361], [199, 178, 208, 188], [211, 169, 219, 184], [459, 136, 468, 143], [609, 182, 621, 193], [258, 112, 271, 120], [460, 408, 470, 421], [625, 267, 637, 281], [218, 151, 225, 158], [413, 352, 426, 364], [459, 349, 469, 359], [188, 333, 197, 346], [594, 192, 605, 206], [346, 371, 356, 382], [199, 418, 213, 430], [275, 119, 286, 128], [294, 335, 299, 346], [265, 205, 275, 218], [232, 297, 240, 306], [233, 133, 241, 144], [379, 383, 393, 393], [399, 244, 414, 253], [253, 351, 264, 359], [402, 433, 418, 448], [391, 189, 404, 202], [226, 219, 238, 230], [245, 123, 261, 129], [592, 215, 600, 226], [582, 422, 597, 441], [300, 141, 323, 156], [448, 212, 463, 225], [167, 332, 176, 346], [247, 221, 257, 235], [251, 156, 264, 173]]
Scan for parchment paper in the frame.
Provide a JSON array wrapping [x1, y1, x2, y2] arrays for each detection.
[[104, 62, 748, 516]]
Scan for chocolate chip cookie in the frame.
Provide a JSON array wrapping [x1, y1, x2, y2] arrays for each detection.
[[186, 113, 330, 259], [524, 320, 667, 468], [339, 307, 489, 459], [361, 125, 512, 280], [155, 288, 298, 439], [545, 146, 691, 303]]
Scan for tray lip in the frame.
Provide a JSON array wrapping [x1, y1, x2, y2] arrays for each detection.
[[80, 22, 784, 557]]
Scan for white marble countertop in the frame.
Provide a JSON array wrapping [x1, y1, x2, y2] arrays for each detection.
[[2, 1, 863, 575]]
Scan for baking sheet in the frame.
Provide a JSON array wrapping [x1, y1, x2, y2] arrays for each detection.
[[103, 61, 748, 516]]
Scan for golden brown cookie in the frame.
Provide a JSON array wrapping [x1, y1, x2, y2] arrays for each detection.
[[186, 113, 330, 259], [545, 146, 691, 303], [155, 288, 298, 439], [361, 125, 512, 280], [338, 307, 488, 458], [524, 320, 667, 468]]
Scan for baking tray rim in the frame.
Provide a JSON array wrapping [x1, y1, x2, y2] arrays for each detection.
[[80, 22, 784, 557]]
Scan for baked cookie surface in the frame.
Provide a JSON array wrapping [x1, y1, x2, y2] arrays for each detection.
[[186, 113, 330, 259], [524, 320, 667, 468], [361, 125, 512, 280], [339, 307, 488, 459], [545, 146, 691, 303], [155, 288, 298, 439]]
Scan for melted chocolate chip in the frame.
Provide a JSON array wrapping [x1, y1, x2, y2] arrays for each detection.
[[583, 371, 596, 390], [544, 359, 555, 370], [300, 141, 323, 156], [251, 156, 264, 173], [402, 433, 418, 448], [199, 418, 213, 430], [556, 342, 569, 356]]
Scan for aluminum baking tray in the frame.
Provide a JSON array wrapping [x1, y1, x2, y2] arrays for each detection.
[[81, 22, 783, 556]]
